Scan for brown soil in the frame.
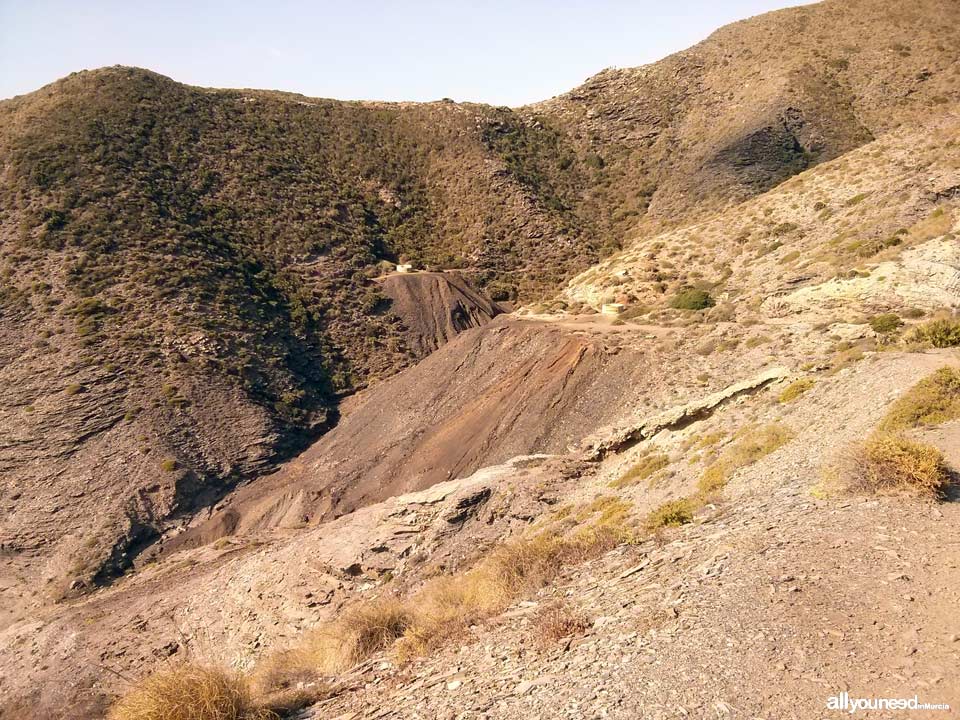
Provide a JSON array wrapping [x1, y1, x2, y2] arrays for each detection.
[[377, 271, 503, 358]]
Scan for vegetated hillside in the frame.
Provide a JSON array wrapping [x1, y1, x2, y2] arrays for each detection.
[[0, 0, 957, 639], [562, 114, 960, 314], [533, 0, 960, 239], [3, 0, 960, 713], [0, 68, 595, 601]]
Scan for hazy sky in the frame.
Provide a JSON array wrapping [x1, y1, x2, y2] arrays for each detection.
[[0, 0, 808, 105]]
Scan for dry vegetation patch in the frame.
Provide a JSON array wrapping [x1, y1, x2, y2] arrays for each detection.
[[248, 508, 635, 695], [879, 367, 960, 431], [838, 434, 950, 499], [107, 664, 274, 720], [644, 498, 695, 529], [115, 519, 632, 717], [610, 453, 669, 488], [904, 315, 960, 349], [698, 423, 793, 494], [778, 377, 815, 403], [533, 602, 591, 645]]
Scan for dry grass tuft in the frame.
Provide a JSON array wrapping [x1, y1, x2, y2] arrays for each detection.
[[838, 434, 950, 499], [254, 597, 412, 689], [339, 599, 414, 663], [778, 377, 815, 403], [533, 602, 591, 645], [108, 664, 274, 720], [609, 453, 669, 488], [879, 367, 960, 432], [697, 422, 792, 494]]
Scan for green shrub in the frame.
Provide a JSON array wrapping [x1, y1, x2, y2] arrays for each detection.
[[908, 318, 960, 348], [868, 313, 902, 334], [668, 288, 714, 311], [160, 459, 178, 472]]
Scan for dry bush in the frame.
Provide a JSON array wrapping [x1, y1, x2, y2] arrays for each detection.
[[533, 602, 590, 644], [610, 453, 669, 488], [778, 377, 815, 403], [839, 434, 950, 499], [340, 599, 413, 662], [483, 533, 568, 596], [907, 317, 960, 348], [644, 498, 695, 529], [879, 367, 960, 431], [108, 664, 274, 720]]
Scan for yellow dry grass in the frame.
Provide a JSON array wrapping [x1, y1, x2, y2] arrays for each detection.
[[839, 433, 950, 499], [644, 498, 695, 529], [778, 377, 815, 403], [697, 422, 793, 494], [879, 367, 960, 431], [609, 453, 669, 488], [256, 508, 634, 686], [107, 664, 274, 720]]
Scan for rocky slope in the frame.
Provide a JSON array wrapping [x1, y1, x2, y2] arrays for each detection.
[[2, 0, 958, 605], [376, 272, 503, 359], [534, 0, 960, 238], [2, 0, 960, 718], [4, 343, 958, 719], [561, 114, 960, 314]]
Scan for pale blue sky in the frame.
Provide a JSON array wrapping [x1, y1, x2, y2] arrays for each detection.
[[0, 0, 809, 104]]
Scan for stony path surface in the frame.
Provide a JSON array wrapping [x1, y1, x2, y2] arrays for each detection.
[[304, 489, 959, 720]]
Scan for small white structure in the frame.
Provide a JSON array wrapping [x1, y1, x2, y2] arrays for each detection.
[[396, 263, 414, 273], [601, 303, 626, 316]]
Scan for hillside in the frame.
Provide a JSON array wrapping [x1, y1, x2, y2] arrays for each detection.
[[2, 0, 958, 604], [535, 0, 960, 237], [0, 69, 592, 602], [1, 0, 960, 718]]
